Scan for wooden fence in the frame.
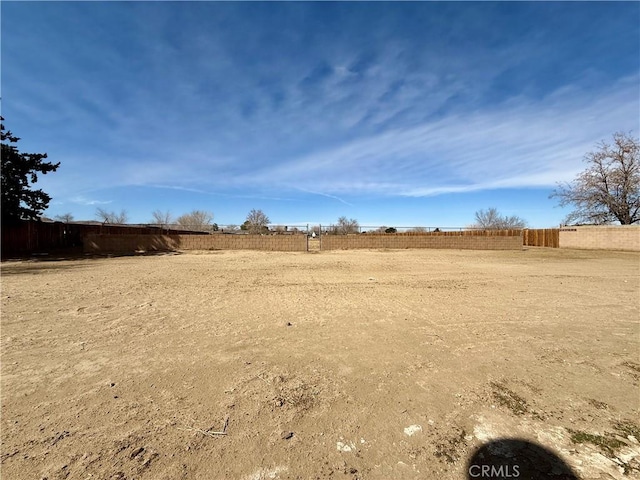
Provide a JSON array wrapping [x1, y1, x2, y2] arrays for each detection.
[[1, 221, 199, 258], [357, 229, 559, 247], [522, 228, 559, 248]]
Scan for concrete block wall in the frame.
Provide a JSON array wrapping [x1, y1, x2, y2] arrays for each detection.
[[559, 226, 640, 251], [84, 233, 527, 254], [84, 234, 308, 254], [321, 234, 523, 250], [179, 234, 308, 251]]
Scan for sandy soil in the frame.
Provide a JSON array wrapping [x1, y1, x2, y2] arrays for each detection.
[[1, 248, 639, 480]]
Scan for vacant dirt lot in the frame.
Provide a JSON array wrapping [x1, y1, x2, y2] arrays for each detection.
[[2, 248, 639, 479]]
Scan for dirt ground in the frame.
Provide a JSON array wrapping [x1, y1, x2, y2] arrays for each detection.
[[1, 248, 639, 480]]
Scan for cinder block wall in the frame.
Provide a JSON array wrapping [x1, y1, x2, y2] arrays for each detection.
[[84, 234, 307, 253], [559, 226, 640, 251], [179, 234, 307, 251], [321, 234, 523, 250], [84, 233, 526, 254]]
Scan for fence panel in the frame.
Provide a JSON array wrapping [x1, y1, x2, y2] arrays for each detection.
[[1, 221, 203, 258], [522, 229, 559, 248]]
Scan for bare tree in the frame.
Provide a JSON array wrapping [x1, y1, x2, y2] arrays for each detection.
[[95, 208, 109, 223], [245, 209, 270, 233], [151, 210, 174, 230], [176, 210, 214, 231], [336, 216, 359, 234], [54, 213, 74, 223], [96, 207, 128, 224], [551, 132, 639, 225], [473, 208, 527, 229]]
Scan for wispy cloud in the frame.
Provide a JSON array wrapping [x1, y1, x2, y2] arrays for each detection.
[[3, 2, 638, 226], [39, 70, 637, 202], [294, 188, 353, 206], [145, 185, 295, 203], [244, 75, 638, 197], [70, 196, 112, 206]]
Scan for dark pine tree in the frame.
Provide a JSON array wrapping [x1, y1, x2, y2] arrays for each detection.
[[1, 117, 60, 224]]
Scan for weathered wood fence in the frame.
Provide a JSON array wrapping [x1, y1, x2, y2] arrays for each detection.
[[357, 229, 559, 248], [1, 221, 198, 258], [522, 229, 560, 248]]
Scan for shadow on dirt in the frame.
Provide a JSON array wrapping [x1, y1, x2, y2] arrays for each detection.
[[1, 251, 182, 275], [466, 438, 579, 480]]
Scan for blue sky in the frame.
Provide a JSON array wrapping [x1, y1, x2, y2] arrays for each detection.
[[2, 2, 639, 228]]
